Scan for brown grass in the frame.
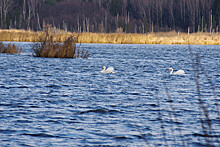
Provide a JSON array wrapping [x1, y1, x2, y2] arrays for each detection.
[[0, 42, 22, 54], [32, 25, 89, 58], [0, 29, 219, 45]]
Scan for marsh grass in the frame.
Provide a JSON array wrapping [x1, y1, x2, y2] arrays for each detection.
[[0, 42, 22, 54], [0, 29, 219, 45], [32, 25, 89, 58]]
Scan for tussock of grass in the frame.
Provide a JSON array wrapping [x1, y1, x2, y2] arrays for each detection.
[[0, 42, 22, 54], [32, 25, 89, 58]]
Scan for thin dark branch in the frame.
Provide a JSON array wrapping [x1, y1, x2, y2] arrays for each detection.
[[163, 83, 186, 147], [155, 93, 168, 146]]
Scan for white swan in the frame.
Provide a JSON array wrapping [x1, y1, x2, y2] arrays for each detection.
[[168, 68, 185, 75], [101, 66, 115, 73]]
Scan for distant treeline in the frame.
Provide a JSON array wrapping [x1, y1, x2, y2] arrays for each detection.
[[0, 0, 220, 33]]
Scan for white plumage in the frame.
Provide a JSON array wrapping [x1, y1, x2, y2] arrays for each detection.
[[101, 66, 115, 73], [168, 68, 185, 75]]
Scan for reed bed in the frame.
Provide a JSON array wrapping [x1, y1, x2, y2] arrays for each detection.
[[0, 42, 22, 54], [32, 26, 89, 58], [0, 29, 219, 45]]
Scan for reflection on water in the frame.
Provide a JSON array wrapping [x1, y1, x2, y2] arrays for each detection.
[[0, 42, 219, 146]]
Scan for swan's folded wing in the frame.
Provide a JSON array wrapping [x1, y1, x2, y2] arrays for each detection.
[[105, 67, 114, 73], [174, 70, 185, 75]]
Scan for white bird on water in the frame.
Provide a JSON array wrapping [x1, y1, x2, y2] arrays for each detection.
[[168, 68, 185, 75], [101, 66, 116, 73]]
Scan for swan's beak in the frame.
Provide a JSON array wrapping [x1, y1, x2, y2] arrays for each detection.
[[168, 69, 170, 71]]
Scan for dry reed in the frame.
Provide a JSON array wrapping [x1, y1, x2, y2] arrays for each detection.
[[0, 42, 22, 54], [32, 25, 89, 58], [0, 29, 219, 45]]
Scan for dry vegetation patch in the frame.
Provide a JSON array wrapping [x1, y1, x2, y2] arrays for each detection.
[[0, 29, 219, 45], [0, 42, 22, 54], [32, 25, 89, 58]]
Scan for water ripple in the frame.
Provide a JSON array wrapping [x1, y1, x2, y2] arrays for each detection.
[[0, 43, 219, 146]]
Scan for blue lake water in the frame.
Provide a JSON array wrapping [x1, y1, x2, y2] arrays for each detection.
[[0, 42, 219, 146]]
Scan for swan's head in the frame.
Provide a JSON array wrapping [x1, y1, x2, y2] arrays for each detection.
[[102, 66, 106, 70], [168, 68, 174, 75], [168, 68, 173, 72]]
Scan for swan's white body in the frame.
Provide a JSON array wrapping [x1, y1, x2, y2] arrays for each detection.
[[101, 66, 115, 73], [168, 68, 185, 75]]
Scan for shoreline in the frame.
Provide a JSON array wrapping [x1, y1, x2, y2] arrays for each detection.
[[0, 29, 219, 45]]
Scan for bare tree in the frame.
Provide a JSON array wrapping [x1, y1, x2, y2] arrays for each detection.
[[0, 0, 13, 28], [0, 0, 218, 33], [0, 0, 2, 27], [26, 0, 44, 30]]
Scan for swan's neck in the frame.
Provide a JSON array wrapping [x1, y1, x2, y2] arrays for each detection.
[[101, 67, 106, 72], [170, 69, 173, 75]]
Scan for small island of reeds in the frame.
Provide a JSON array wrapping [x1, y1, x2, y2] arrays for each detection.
[[32, 25, 89, 58], [0, 42, 22, 54], [0, 25, 89, 58]]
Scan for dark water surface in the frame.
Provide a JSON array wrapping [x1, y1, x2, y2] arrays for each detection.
[[0, 42, 219, 146]]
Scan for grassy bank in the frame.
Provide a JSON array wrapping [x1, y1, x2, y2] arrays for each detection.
[[0, 29, 219, 45]]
